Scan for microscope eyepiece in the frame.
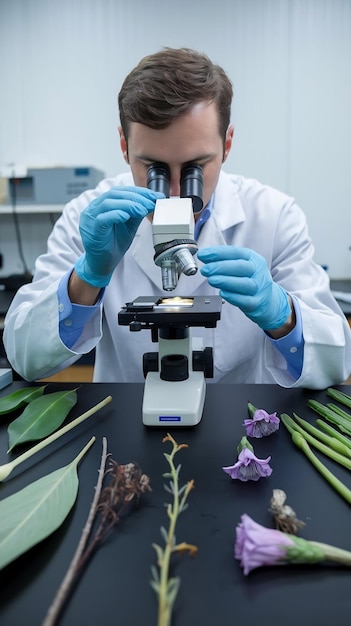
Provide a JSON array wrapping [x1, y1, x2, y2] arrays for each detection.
[[147, 163, 204, 213], [147, 164, 170, 197], [180, 164, 203, 213]]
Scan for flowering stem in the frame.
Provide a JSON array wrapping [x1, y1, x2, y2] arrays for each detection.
[[309, 541, 351, 565], [152, 434, 197, 626], [158, 447, 179, 626], [236, 513, 351, 575]]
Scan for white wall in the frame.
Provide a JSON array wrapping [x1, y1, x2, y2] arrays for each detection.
[[0, 0, 350, 277]]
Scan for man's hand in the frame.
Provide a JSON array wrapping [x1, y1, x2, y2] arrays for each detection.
[[198, 246, 292, 331], [74, 186, 163, 288]]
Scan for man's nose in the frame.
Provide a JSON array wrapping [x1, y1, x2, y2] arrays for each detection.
[[169, 172, 181, 198]]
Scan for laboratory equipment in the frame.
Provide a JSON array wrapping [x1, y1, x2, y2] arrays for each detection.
[[118, 295, 222, 426]]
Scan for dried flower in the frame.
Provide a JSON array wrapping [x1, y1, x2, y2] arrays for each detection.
[[222, 436, 272, 482], [244, 402, 280, 438], [90, 459, 151, 549], [235, 513, 351, 575], [43, 439, 151, 626], [269, 488, 305, 534]]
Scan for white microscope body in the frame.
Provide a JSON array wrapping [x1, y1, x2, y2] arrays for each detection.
[[118, 164, 222, 426]]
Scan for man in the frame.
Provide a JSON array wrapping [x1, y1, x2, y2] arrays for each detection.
[[4, 48, 351, 387]]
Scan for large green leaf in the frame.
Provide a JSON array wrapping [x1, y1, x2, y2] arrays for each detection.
[[0, 386, 46, 415], [7, 389, 78, 452], [0, 438, 94, 571]]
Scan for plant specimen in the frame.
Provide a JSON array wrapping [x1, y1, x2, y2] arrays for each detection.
[[43, 437, 151, 626], [281, 394, 351, 504], [8, 388, 78, 451], [244, 402, 280, 438], [222, 435, 273, 481], [0, 385, 46, 414], [0, 437, 95, 571], [235, 513, 351, 575], [269, 488, 305, 534], [0, 395, 112, 481], [151, 433, 197, 626]]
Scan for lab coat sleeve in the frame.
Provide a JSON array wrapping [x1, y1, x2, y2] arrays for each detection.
[[259, 193, 351, 389], [2, 180, 111, 381], [264, 295, 351, 389], [4, 278, 102, 380]]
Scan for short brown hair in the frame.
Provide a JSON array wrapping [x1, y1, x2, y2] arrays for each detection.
[[118, 48, 233, 144]]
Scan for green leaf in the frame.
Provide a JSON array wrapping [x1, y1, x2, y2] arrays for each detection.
[[0, 437, 94, 571], [0, 386, 46, 415], [7, 389, 78, 452]]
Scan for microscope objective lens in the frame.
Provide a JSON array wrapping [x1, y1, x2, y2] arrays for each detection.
[[161, 261, 178, 291]]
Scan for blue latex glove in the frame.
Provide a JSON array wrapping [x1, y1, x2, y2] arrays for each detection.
[[198, 246, 291, 330], [74, 186, 163, 287]]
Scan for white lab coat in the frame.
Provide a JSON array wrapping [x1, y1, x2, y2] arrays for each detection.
[[4, 170, 351, 388]]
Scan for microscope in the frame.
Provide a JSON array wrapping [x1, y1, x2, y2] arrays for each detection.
[[118, 164, 222, 426]]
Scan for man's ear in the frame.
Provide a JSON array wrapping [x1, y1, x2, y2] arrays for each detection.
[[223, 124, 234, 162], [118, 127, 129, 163]]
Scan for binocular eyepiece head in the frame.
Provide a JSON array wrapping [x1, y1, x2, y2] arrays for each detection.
[[146, 164, 171, 198], [147, 163, 203, 213]]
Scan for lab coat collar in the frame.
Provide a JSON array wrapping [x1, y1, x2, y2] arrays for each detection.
[[211, 170, 246, 233], [131, 170, 246, 291]]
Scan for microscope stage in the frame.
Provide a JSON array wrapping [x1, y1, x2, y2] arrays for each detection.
[[118, 295, 222, 329]]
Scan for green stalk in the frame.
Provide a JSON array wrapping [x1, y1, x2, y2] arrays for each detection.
[[290, 431, 351, 505], [280, 414, 351, 469], [317, 419, 351, 449], [158, 447, 180, 626], [0, 395, 112, 481], [152, 434, 197, 626], [292, 412, 351, 458], [327, 403, 351, 422], [309, 541, 351, 565], [327, 387, 351, 409], [307, 400, 351, 436]]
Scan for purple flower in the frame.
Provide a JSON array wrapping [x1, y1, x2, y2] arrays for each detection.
[[234, 514, 351, 575], [223, 438, 272, 482], [235, 514, 297, 574], [244, 403, 280, 438]]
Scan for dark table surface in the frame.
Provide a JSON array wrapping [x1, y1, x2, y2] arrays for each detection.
[[0, 382, 351, 626]]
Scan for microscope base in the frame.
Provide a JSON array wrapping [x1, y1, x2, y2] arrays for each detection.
[[142, 372, 206, 426]]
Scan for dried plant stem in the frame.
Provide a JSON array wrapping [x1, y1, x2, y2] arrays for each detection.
[[76, 497, 128, 571], [42, 437, 109, 626]]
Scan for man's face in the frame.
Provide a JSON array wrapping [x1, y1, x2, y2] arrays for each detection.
[[119, 101, 233, 218]]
